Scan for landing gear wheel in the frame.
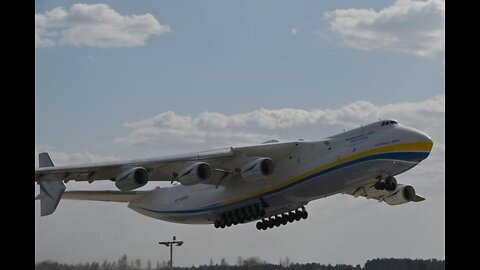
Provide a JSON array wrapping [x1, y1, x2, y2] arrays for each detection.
[[261, 221, 268, 230], [281, 215, 288, 225], [374, 181, 385, 190], [275, 217, 282, 227], [385, 176, 397, 191], [288, 212, 295, 223], [256, 222, 262, 230], [295, 211, 302, 221], [301, 211, 308, 219], [268, 220, 275, 229]]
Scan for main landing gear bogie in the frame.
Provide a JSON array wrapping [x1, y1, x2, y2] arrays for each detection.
[[213, 202, 267, 229], [255, 207, 308, 231]]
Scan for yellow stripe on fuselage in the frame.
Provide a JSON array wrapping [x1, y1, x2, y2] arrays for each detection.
[[222, 141, 433, 205]]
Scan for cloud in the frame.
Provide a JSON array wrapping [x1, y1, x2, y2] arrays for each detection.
[[115, 95, 445, 154], [291, 27, 298, 35], [35, 3, 170, 48], [325, 0, 444, 57]]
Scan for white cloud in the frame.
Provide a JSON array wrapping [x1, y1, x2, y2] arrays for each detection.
[[35, 3, 170, 48], [291, 27, 298, 35], [115, 95, 445, 154], [326, 0, 445, 57]]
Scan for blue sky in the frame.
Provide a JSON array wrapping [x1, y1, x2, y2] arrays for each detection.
[[35, 0, 444, 266], [35, 0, 444, 152]]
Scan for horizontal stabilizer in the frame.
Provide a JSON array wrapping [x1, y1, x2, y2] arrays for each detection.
[[37, 152, 66, 216], [38, 181, 65, 216]]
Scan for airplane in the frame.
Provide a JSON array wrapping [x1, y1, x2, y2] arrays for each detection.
[[35, 119, 433, 230]]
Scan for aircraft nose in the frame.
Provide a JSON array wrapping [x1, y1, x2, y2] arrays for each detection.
[[420, 131, 433, 144], [415, 130, 433, 152], [426, 135, 433, 144]]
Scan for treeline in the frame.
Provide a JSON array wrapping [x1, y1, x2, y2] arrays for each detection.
[[35, 255, 445, 270]]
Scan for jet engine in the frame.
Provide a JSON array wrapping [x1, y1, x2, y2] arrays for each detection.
[[177, 162, 212, 185], [384, 185, 418, 205], [241, 157, 275, 182], [115, 167, 149, 191]]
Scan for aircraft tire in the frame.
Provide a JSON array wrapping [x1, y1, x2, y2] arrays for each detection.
[[281, 215, 288, 225], [295, 211, 302, 221]]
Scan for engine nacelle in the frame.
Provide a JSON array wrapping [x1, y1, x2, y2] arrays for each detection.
[[177, 162, 211, 186], [115, 167, 149, 191], [384, 185, 417, 205], [241, 157, 275, 182]]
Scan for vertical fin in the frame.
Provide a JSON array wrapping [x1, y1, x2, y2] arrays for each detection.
[[37, 152, 65, 216]]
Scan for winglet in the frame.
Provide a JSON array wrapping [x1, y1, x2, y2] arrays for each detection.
[[39, 152, 54, 168], [37, 152, 65, 216]]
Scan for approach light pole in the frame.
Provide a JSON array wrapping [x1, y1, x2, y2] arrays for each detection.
[[158, 236, 183, 269]]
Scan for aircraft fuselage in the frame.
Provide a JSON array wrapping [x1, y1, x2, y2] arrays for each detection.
[[128, 120, 433, 226]]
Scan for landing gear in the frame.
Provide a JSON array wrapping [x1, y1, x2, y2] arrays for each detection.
[[374, 181, 385, 190], [268, 218, 275, 229], [254, 207, 309, 231], [213, 201, 267, 229], [301, 209, 308, 219], [374, 176, 397, 191], [281, 215, 288, 225], [384, 176, 397, 191], [288, 211, 295, 223], [213, 203, 309, 230]]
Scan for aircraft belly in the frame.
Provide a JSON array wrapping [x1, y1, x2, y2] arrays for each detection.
[[273, 159, 418, 202], [128, 203, 213, 224]]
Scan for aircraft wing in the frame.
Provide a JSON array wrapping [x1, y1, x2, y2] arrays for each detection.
[[35, 141, 300, 186]]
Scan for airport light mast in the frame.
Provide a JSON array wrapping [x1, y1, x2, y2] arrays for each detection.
[[158, 236, 183, 269]]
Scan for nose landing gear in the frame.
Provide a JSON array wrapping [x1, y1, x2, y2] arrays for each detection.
[[374, 176, 397, 191]]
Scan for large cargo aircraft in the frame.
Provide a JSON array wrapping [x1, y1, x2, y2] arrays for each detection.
[[35, 119, 432, 230]]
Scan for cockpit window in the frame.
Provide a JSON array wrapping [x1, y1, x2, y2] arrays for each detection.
[[381, 120, 398, 126]]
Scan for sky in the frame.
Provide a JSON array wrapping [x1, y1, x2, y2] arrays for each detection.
[[35, 0, 445, 267]]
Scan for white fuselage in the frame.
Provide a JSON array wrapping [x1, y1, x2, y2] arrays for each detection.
[[127, 121, 433, 224]]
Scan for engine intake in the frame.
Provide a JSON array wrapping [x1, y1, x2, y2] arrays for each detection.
[[178, 162, 212, 185], [384, 185, 417, 205], [241, 157, 275, 182], [115, 167, 149, 191]]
